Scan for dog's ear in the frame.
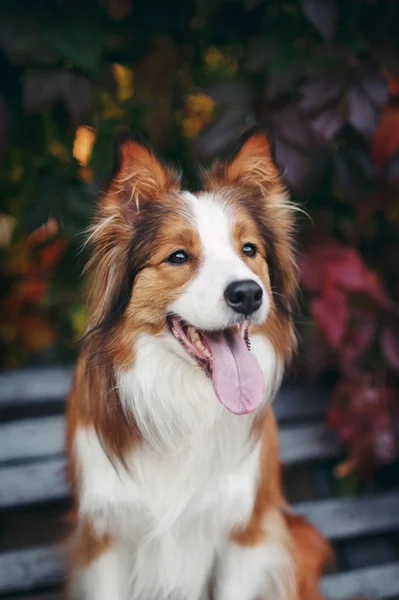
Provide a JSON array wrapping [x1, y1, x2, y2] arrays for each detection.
[[83, 135, 180, 335], [205, 128, 299, 320], [110, 134, 180, 214], [204, 128, 280, 190]]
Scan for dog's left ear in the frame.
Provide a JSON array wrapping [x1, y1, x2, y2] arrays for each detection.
[[204, 129, 280, 190], [111, 134, 180, 212]]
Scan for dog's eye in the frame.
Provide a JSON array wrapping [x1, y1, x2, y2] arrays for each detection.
[[167, 250, 189, 265], [242, 243, 257, 258]]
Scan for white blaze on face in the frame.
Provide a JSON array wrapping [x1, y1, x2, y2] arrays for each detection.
[[169, 192, 269, 331]]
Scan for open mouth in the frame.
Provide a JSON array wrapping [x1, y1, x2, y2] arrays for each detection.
[[167, 315, 265, 415]]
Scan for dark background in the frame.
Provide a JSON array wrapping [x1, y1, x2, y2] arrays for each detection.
[[1, 0, 399, 478]]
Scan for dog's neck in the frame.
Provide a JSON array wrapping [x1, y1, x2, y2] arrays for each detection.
[[116, 331, 282, 455]]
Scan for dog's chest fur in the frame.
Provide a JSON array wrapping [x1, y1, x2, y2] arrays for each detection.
[[75, 419, 261, 599], [72, 334, 276, 599]]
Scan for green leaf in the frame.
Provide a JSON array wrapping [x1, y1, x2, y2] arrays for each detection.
[[60, 184, 93, 237], [24, 173, 57, 232], [45, 17, 103, 73]]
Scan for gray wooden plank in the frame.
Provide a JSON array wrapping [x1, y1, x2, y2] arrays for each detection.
[[2, 594, 63, 600], [295, 491, 399, 540], [0, 366, 73, 408], [321, 562, 399, 599], [0, 458, 68, 508], [274, 385, 330, 422], [0, 416, 64, 463], [279, 424, 340, 464], [341, 537, 397, 570], [0, 417, 339, 467], [0, 546, 64, 594]]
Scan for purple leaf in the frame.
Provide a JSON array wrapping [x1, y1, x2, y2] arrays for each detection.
[[361, 69, 389, 108], [300, 73, 344, 112], [244, 38, 273, 74], [0, 19, 56, 65], [274, 136, 315, 189], [347, 85, 379, 138], [205, 80, 252, 107], [23, 71, 65, 113], [300, 0, 338, 40], [272, 104, 314, 148], [194, 108, 252, 160], [23, 70, 93, 123], [350, 148, 378, 180], [310, 103, 344, 140], [265, 63, 303, 100], [64, 74, 94, 123]]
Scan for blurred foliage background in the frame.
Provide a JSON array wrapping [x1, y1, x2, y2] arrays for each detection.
[[1, 0, 399, 477]]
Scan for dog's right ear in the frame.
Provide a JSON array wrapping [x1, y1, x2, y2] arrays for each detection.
[[109, 134, 180, 216], [84, 135, 180, 334]]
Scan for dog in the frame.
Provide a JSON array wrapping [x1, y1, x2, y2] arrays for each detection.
[[66, 128, 330, 600]]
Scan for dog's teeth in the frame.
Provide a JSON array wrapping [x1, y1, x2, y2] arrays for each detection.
[[194, 339, 210, 356], [188, 326, 200, 341]]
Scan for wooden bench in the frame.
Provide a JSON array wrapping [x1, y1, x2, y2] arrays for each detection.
[[1, 367, 399, 599]]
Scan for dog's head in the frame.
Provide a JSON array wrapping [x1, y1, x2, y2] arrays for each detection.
[[85, 129, 298, 417]]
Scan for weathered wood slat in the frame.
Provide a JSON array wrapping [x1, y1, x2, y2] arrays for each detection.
[[0, 458, 67, 508], [1, 591, 66, 600], [0, 546, 64, 594], [279, 424, 340, 464], [0, 367, 74, 408], [321, 562, 399, 599], [274, 385, 330, 422], [0, 415, 340, 467], [2, 545, 398, 599], [0, 416, 64, 463], [295, 491, 399, 540], [3, 594, 63, 600]]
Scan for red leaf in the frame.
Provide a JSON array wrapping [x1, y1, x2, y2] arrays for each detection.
[[372, 105, 399, 168], [381, 322, 399, 371], [311, 287, 349, 348], [300, 238, 347, 292], [329, 377, 399, 475], [326, 249, 369, 291], [300, 0, 338, 40], [340, 311, 377, 376]]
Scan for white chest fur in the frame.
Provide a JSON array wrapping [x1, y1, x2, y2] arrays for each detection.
[[73, 331, 280, 599], [75, 421, 261, 599]]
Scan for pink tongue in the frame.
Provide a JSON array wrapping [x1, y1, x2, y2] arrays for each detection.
[[203, 330, 265, 415]]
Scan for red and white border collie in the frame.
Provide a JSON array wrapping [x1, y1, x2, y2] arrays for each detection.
[[66, 129, 330, 600]]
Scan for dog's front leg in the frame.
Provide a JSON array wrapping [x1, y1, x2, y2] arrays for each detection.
[[213, 535, 294, 600], [68, 547, 123, 600]]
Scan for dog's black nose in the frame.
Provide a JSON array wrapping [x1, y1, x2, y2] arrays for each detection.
[[224, 280, 263, 315]]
